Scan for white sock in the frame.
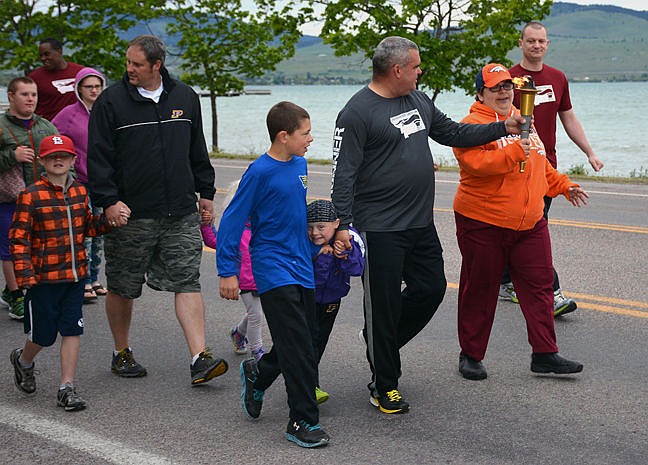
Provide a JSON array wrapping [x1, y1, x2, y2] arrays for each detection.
[[114, 347, 132, 356]]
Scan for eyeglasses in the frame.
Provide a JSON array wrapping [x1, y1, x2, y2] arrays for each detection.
[[80, 84, 103, 90], [486, 82, 514, 92]]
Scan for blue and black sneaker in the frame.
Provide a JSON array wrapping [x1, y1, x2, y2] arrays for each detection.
[[285, 419, 330, 448], [240, 359, 264, 419]]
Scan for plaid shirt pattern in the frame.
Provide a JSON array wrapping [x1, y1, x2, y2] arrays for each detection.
[[10, 175, 111, 288]]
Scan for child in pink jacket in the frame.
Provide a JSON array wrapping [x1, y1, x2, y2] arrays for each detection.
[[201, 221, 265, 362]]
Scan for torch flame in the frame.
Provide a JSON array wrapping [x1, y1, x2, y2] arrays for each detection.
[[513, 75, 535, 90]]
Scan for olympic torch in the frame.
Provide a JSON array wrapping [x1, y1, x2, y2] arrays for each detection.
[[513, 75, 537, 173]]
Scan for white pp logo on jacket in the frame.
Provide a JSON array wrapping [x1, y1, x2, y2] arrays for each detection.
[[390, 109, 426, 139]]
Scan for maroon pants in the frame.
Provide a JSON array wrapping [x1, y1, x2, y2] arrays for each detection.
[[455, 212, 558, 361]]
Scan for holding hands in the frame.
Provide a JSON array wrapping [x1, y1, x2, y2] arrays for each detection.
[[106, 201, 131, 228]]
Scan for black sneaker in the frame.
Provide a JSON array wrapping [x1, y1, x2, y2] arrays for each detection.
[[57, 386, 87, 412], [531, 353, 583, 374], [111, 348, 147, 377], [10, 348, 36, 394], [240, 359, 264, 419], [370, 388, 409, 414], [191, 348, 228, 385], [459, 353, 488, 380], [285, 419, 330, 448]]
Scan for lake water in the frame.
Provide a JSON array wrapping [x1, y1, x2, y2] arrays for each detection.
[[3, 81, 646, 177], [206, 82, 648, 178]]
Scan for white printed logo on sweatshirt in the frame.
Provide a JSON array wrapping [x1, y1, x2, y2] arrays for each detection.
[[535, 85, 555, 106], [390, 109, 426, 139], [52, 78, 76, 95]]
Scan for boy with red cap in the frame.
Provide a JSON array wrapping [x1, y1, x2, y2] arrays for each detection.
[[8, 135, 129, 411]]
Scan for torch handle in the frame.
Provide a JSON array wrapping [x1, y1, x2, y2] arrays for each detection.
[[519, 115, 532, 173]]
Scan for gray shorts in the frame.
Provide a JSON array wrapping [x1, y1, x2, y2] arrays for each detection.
[[104, 213, 202, 299]]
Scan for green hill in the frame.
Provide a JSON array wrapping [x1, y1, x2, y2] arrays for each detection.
[[262, 1, 648, 84]]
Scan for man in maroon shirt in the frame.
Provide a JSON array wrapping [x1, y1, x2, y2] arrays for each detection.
[[500, 21, 604, 317], [28, 38, 84, 121]]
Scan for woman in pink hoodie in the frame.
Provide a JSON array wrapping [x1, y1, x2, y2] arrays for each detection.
[[52, 67, 107, 302]]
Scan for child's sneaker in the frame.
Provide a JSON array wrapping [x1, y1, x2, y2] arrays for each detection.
[[315, 386, 329, 404], [240, 359, 264, 419], [190, 348, 228, 385], [10, 348, 36, 394], [229, 326, 247, 354], [57, 386, 86, 411], [285, 419, 330, 448], [251, 347, 265, 362]]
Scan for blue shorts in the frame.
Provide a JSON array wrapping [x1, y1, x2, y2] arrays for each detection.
[[0, 202, 16, 261], [24, 282, 84, 347]]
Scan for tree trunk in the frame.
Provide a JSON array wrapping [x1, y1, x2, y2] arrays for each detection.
[[210, 91, 218, 151]]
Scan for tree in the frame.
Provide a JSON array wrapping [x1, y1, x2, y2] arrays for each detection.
[[0, 0, 165, 80], [312, 0, 552, 100], [166, 0, 311, 151]]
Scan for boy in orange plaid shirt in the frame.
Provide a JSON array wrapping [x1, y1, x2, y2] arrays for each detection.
[[9, 135, 129, 411]]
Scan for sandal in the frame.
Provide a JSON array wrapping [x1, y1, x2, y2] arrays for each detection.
[[84, 287, 98, 303], [92, 283, 108, 296]]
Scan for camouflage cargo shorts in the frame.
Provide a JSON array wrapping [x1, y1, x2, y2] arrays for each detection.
[[104, 213, 202, 299]]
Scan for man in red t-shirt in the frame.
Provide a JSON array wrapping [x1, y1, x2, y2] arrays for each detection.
[[500, 21, 604, 317], [28, 38, 84, 122]]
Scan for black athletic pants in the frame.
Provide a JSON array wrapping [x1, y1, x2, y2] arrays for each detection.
[[361, 223, 447, 395], [256, 284, 319, 425]]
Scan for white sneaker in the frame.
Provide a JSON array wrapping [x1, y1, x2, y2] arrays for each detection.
[[498, 283, 519, 303], [553, 289, 577, 317]]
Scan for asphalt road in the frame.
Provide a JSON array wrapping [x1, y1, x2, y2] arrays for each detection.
[[1, 158, 646, 464]]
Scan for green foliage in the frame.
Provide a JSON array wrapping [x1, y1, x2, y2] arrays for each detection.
[[566, 164, 587, 176], [0, 0, 166, 80], [629, 166, 648, 179], [166, 0, 310, 149], [312, 0, 551, 100]]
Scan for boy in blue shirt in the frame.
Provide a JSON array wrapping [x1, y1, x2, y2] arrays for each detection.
[[216, 101, 329, 448]]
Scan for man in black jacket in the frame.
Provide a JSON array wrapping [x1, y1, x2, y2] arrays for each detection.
[[88, 35, 227, 384]]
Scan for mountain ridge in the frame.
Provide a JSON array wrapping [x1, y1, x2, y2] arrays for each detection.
[[265, 1, 648, 84]]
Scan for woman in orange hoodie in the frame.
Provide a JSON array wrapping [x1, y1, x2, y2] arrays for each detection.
[[452, 63, 588, 381]]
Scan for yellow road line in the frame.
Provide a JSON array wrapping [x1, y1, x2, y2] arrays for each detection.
[[575, 302, 648, 319], [565, 291, 648, 309], [432, 207, 648, 234], [549, 219, 648, 234], [447, 282, 648, 318]]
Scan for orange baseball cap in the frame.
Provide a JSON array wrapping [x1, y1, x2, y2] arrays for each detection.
[[475, 63, 513, 91]]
